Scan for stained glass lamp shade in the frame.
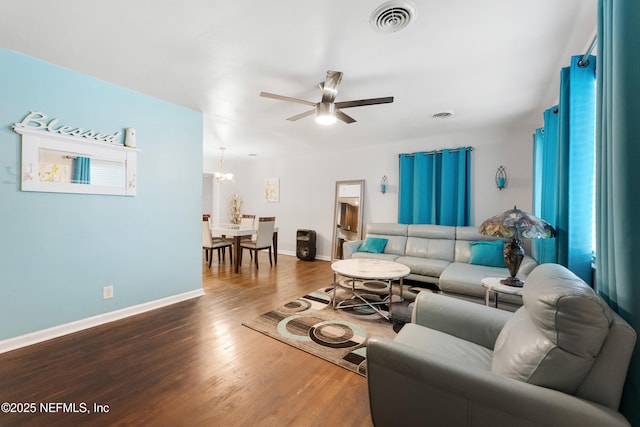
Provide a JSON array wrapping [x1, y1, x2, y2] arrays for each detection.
[[479, 206, 556, 287]]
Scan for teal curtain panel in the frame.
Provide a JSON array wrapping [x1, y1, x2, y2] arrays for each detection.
[[398, 147, 472, 226], [532, 55, 596, 285], [71, 156, 91, 184], [596, 0, 640, 424]]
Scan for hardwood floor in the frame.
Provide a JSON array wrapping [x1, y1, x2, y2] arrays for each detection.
[[0, 253, 373, 427]]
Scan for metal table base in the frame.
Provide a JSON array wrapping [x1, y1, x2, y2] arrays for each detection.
[[331, 273, 404, 320]]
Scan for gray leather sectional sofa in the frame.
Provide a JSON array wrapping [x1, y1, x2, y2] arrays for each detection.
[[366, 263, 636, 426], [343, 223, 538, 308]]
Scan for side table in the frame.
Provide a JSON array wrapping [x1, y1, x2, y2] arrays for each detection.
[[481, 277, 524, 308]]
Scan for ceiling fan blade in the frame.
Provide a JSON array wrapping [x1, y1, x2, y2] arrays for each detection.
[[286, 109, 316, 121], [260, 92, 316, 107], [336, 110, 356, 124], [320, 70, 343, 104], [335, 96, 394, 109]]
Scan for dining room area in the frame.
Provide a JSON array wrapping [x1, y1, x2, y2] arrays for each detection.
[[202, 213, 279, 273]]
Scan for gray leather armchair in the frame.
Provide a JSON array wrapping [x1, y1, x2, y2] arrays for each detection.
[[367, 264, 636, 427]]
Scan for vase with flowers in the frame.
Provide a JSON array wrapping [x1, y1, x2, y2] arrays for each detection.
[[228, 194, 243, 224]]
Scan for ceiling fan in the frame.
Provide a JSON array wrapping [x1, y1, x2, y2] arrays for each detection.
[[260, 70, 394, 125]]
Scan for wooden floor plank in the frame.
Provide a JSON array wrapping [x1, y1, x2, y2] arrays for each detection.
[[0, 253, 373, 426]]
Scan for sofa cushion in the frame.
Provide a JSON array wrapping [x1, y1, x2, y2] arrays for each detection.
[[469, 240, 506, 267], [439, 262, 516, 299], [456, 225, 494, 241], [395, 323, 493, 371], [395, 256, 450, 278], [351, 252, 399, 262], [408, 224, 455, 239], [358, 237, 388, 254], [491, 264, 613, 394], [367, 233, 407, 256], [454, 226, 501, 263], [405, 236, 455, 261], [366, 223, 408, 238]]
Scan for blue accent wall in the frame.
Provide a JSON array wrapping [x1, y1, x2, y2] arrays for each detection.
[[0, 49, 203, 340]]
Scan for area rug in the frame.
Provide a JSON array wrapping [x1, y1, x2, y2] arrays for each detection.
[[242, 282, 419, 376]]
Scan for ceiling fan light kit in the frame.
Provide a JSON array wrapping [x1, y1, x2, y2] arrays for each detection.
[[260, 70, 394, 125], [315, 102, 337, 125]]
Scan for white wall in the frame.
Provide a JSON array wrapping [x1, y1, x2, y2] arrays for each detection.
[[206, 125, 534, 260], [202, 174, 213, 215]]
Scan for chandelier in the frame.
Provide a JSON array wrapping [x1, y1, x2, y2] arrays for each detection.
[[214, 147, 234, 183]]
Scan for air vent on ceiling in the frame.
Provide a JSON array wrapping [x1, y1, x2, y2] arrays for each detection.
[[370, 1, 416, 33]]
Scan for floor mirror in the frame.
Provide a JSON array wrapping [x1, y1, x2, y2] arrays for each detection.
[[331, 180, 365, 261]]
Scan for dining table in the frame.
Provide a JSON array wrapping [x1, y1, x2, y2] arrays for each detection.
[[210, 223, 278, 273]]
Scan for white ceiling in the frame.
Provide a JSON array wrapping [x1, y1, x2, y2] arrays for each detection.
[[0, 0, 596, 164]]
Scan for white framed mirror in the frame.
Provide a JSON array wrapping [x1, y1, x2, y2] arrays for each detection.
[[331, 180, 365, 261], [14, 125, 138, 196]]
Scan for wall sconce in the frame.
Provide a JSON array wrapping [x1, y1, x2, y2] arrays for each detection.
[[496, 166, 507, 190], [381, 175, 388, 194]]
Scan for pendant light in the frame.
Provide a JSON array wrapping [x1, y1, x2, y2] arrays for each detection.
[[214, 147, 234, 183]]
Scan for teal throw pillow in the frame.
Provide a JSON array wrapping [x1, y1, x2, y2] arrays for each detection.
[[469, 240, 506, 267], [358, 237, 388, 254]]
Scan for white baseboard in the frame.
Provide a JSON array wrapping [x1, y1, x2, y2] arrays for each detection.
[[278, 250, 296, 258], [0, 288, 205, 355], [279, 250, 331, 261]]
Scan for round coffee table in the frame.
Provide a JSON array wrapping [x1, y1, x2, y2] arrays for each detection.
[[331, 258, 410, 320], [481, 277, 524, 308]]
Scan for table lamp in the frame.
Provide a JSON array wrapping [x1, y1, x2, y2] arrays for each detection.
[[479, 206, 556, 287]]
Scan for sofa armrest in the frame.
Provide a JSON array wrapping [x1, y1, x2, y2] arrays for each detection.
[[518, 254, 538, 276], [412, 292, 512, 350], [367, 338, 631, 427], [342, 240, 362, 259]]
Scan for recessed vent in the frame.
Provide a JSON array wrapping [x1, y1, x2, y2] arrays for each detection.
[[370, 2, 416, 33], [432, 111, 453, 119]]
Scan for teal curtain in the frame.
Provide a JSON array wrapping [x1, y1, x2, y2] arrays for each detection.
[[72, 156, 91, 184], [398, 147, 472, 226], [532, 55, 595, 285], [558, 57, 596, 284], [532, 107, 560, 265], [596, 0, 640, 424]]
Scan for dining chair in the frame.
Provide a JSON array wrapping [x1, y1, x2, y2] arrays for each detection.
[[202, 220, 233, 267], [239, 214, 256, 244], [208, 216, 235, 248], [239, 216, 275, 269], [240, 214, 256, 227]]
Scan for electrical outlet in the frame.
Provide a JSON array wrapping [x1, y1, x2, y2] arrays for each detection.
[[103, 285, 114, 300]]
